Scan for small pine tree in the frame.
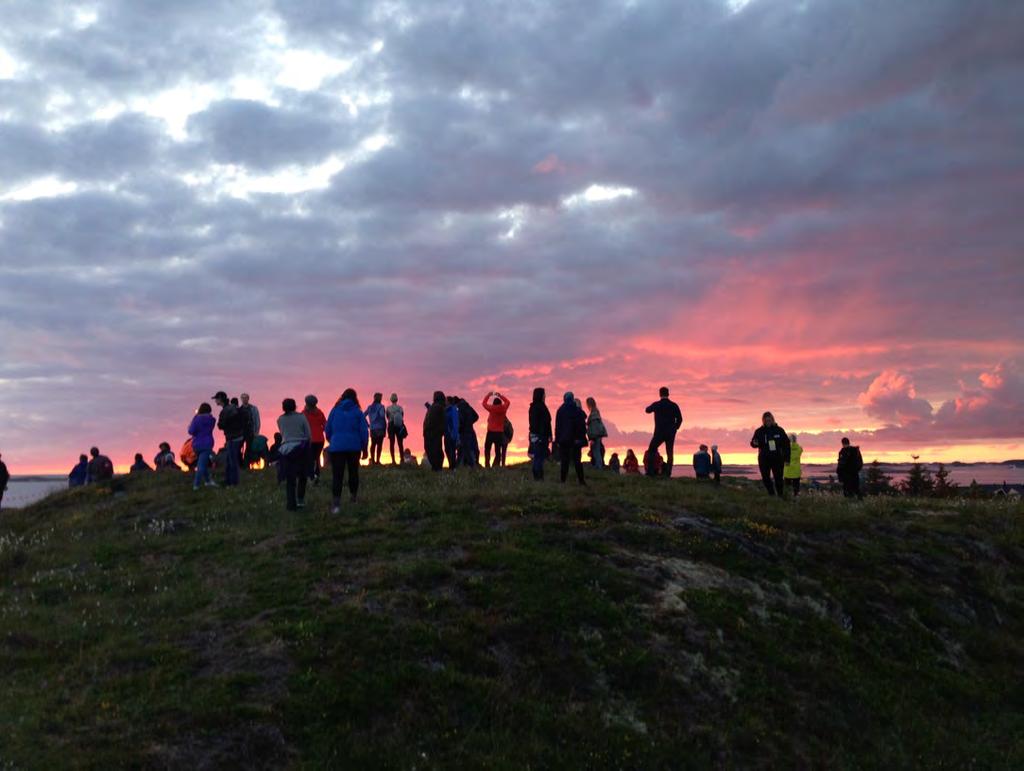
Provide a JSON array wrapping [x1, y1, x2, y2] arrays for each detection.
[[864, 460, 893, 495], [966, 479, 988, 499], [900, 461, 934, 497], [933, 463, 958, 498]]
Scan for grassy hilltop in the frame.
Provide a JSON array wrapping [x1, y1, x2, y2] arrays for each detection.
[[1, 467, 1022, 769]]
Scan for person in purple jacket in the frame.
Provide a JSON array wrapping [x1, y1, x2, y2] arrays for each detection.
[[188, 402, 218, 491]]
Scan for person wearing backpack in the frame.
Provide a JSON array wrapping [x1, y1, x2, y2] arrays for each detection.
[[303, 395, 327, 483], [326, 389, 370, 512], [456, 396, 480, 467], [213, 391, 244, 486], [277, 398, 312, 511], [482, 391, 510, 468], [555, 392, 587, 485], [386, 393, 407, 465], [837, 437, 864, 500], [87, 447, 114, 483], [188, 402, 217, 490], [784, 434, 803, 497], [585, 397, 608, 469], [364, 393, 388, 465], [528, 387, 552, 481], [153, 442, 180, 471]]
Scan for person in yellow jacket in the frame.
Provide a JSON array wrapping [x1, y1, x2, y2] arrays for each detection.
[[783, 434, 803, 497]]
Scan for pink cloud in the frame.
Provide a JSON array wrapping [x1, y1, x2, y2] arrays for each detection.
[[532, 154, 567, 175], [857, 370, 934, 424]]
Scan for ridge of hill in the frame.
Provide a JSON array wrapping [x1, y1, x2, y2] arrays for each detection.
[[1, 467, 1022, 768]]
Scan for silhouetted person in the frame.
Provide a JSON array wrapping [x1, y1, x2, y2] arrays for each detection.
[[608, 453, 621, 474], [386, 393, 407, 465], [711, 445, 722, 485], [456, 396, 480, 467], [444, 396, 461, 469], [750, 412, 790, 497], [482, 391, 511, 467], [268, 431, 285, 484], [69, 454, 89, 488], [213, 391, 244, 486], [0, 453, 8, 510], [423, 391, 447, 471], [154, 442, 180, 471], [837, 437, 864, 499], [303, 395, 327, 483], [586, 397, 608, 469], [239, 393, 261, 468], [623, 449, 641, 475], [784, 434, 803, 497], [87, 447, 114, 483], [693, 444, 711, 479], [555, 391, 587, 485], [528, 387, 552, 480], [130, 453, 153, 473], [278, 398, 311, 511], [364, 393, 387, 465], [188, 402, 217, 490], [646, 387, 683, 477]]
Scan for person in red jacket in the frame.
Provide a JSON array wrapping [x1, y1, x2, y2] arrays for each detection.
[[303, 395, 327, 484], [481, 391, 511, 468]]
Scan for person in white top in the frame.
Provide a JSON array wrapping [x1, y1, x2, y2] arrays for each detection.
[[386, 393, 407, 464]]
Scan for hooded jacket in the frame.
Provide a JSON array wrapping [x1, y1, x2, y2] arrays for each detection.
[[784, 442, 803, 479], [188, 413, 217, 452], [456, 400, 479, 435], [837, 445, 864, 477], [693, 450, 712, 475], [555, 394, 587, 445], [68, 459, 89, 487], [529, 401, 552, 440], [423, 398, 447, 440], [482, 394, 511, 433], [325, 399, 369, 453]]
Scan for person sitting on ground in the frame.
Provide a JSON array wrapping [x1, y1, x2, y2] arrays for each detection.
[[130, 453, 153, 473], [326, 388, 370, 513], [277, 398, 312, 512], [693, 444, 712, 479], [608, 452, 621, 473], [623, 449, 641, 475], [643, 449, 664, 477], [711, 444, 722, 485], [69, 454, 90, 488], [188, 402, 218, 490], [554, 391, 587, 485], [784, 434, 803, 497], [402, 448, 418, 467], [153, 442, 180, 471], [87, 447, 114, 483], [482, 391, 511, 468], [364, 393, 388, 465]]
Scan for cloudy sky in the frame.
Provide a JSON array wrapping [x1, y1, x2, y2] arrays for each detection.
[[1, 0, 1022, 472]]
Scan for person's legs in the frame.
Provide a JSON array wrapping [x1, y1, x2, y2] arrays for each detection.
[[646, 436, 664, 476], [426, 436, 443, 471], [560, 443, 572, 482], [758, 456, 775, 494], [592, 439, 604, 469], [497, 438, 507, 467], [573, 445, 586, 485], [194, 449, 210, 488], [771, 459, 786, 497], [296, 447, 308, 505], [396, 434, 406, 464], [713, 470, 721, 485], [224, 439, 239, 486], [284, 452, 299, 510], [444, 436, 457, 469], [663, 434, 676, 477], [346, 452, 360, 499], [484, 433, 494, 467]]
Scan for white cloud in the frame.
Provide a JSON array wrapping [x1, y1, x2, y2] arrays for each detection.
[[563, 185, 638, 207]]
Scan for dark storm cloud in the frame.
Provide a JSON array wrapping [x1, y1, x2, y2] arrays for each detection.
[[1, 0, 1023, 470]]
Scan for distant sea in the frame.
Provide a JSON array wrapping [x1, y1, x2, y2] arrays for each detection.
[[3, 463, 1022, 509]]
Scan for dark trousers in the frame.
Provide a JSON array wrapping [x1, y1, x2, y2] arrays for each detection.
[[531, 440, 549, 480], [330, 450, 360, 501], [242, 433, 255, 467], [485, 432, 506, 467], [283, 447, 309, 510], [758, 455, 785, 496], [424, 434, 444, 471], [559, 442, 585, 484], [841, 473, 861, 499], [713, 470, 721, 485], [224, 438, 243, 486], [444, 436, 459, 469], [787, 478, 801, 497], [647, 432, 676, 476], [459, 432, 479, 467], [308, 442, 324, 480]]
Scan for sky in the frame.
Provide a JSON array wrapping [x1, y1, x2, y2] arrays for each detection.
[[1, 0, 1023, 473]]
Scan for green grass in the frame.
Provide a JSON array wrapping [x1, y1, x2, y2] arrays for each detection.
[[1, 466, 1022, 768]]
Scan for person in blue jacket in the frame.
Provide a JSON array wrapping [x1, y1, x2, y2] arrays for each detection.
[[444, 396, 461, 469], [692, 444, 712, 479], [364, 393, 388, 465], [68, 454, 90, 487], [326, 388, 369, 514]]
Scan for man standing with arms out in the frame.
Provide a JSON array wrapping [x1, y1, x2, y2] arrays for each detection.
[[239, 393, 260, 469], [303, 395, 327, 483], [837, 437, 864, 500], [645, 387, 683, 477], [213, 391, 244, 487], [482, 391, 511, 468], [0, 452, 9, 511]]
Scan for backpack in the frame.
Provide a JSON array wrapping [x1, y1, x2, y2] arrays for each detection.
[[503, 418, 514, 443], [180, 439, 197, 466]]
